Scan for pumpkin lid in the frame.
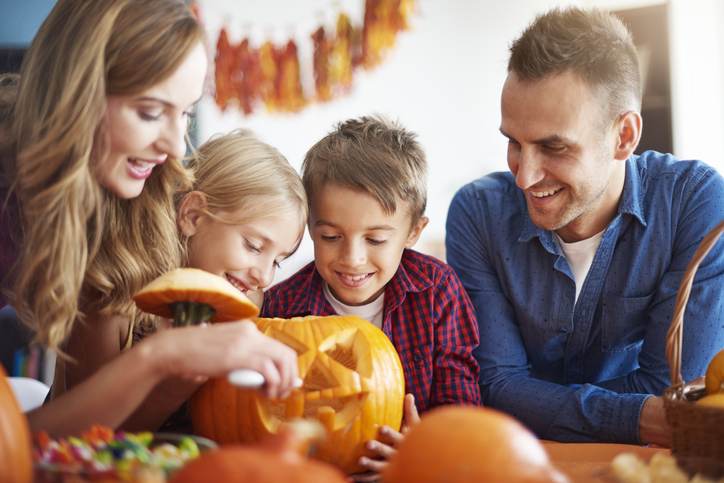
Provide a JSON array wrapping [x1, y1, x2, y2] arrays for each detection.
[[133, 268, 259, 322]]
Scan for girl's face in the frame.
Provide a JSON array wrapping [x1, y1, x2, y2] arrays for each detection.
[[96, 41, 207, 199], [185, 206, 304, 294]]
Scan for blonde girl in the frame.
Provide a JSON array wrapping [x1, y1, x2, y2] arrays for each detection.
[[67, 129, 308, 431]]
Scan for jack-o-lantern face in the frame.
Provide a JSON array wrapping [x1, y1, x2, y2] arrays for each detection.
[[190, 315, 405, 474]]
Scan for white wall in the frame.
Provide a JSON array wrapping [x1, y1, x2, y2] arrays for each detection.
[[197, 0, 724, 283]]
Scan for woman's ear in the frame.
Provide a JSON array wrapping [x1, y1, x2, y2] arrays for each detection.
[[405, 216, 429, 248], [177, 191, 208, 237]]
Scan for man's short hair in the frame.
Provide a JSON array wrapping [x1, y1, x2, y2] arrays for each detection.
[[302, 115, 427, 224], [509, 7, 641, 119]]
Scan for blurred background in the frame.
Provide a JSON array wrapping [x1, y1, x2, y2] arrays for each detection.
[[1, 0, 722, 286]]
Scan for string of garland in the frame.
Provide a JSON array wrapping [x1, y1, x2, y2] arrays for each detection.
[[201, 0, 414, 115]]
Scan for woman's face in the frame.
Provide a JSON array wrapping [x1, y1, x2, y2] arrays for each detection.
[[96, 41, 207, 199]]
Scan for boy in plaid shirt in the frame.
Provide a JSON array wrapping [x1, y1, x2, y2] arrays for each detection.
[[262, 115, 480, 481]]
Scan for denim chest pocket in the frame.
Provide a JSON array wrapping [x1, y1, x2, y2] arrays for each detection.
[[601, 293, 653, 352]]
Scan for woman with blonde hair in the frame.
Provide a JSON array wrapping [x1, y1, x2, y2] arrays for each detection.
[[0, 0, 298, 436]]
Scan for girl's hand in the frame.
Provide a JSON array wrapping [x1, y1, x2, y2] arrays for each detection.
[[350, 394, 420, 482], [150, 320, 299, 399]]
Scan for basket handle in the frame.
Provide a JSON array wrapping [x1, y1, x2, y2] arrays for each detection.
[[665, 221, 724, 388]]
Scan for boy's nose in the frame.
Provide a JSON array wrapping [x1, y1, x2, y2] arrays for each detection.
[[341, 240, 367, 266]]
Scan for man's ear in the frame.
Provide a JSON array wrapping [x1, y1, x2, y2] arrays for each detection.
[[405, 216, 429, 248], [613, 110, 642, 161], [177, 191, 208, 237]]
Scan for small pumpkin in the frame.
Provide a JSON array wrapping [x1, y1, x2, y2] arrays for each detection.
[[382, 406, 569, 483], [190, 315, 405, 474], [171, 421, 347, 483], [133, 268, 258, 326], [705, 349, 724, 395], [0, 365, 33, 483]]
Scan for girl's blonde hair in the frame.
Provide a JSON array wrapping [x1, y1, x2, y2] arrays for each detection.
[[3, 0, 203, 349], [181, 129, 307, 250]]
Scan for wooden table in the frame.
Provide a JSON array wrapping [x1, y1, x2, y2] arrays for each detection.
[[542, 441, 669, 483]]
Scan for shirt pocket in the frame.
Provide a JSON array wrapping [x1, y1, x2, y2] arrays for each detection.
[[601, 293, 653, 352]]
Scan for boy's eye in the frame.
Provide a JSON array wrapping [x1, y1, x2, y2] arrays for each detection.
[[367, 238, 387, 246], [320, 234, 339, 242]]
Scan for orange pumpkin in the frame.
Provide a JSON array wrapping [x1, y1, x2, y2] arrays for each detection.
[[171, 423, 347, 483], [705, 349, 724, 395], [382, 406, 569, 483], [0, 365, 33, 483], [133, 268, 259, 326], [190, 315, 405, 474]]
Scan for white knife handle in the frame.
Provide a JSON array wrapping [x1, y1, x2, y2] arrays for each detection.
[[227, 369, 303, 389]]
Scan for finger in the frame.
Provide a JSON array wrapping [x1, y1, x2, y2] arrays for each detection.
[[367, 438, 397, 459], [358, 456, 387, 474], [403, 394, 421, 428], [257, 358, 281, 399], [376, 426, 404, 446]]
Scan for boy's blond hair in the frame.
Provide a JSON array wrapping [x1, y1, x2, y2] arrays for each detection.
[[302, 115, 427, 225]]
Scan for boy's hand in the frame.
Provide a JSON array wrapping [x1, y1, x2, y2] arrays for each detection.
[[349, 394, 420, 482]]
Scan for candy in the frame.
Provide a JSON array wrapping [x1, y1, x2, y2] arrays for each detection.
[[34, 425, 201, 481]]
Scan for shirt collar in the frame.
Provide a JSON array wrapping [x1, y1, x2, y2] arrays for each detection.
[[518, 155, 646, 245]]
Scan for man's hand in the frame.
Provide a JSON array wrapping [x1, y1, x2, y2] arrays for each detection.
[[349, 394, 420, 482], [639, 396, 672, 447]]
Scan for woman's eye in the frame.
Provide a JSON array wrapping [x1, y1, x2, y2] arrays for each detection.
[[139, 110, 162, 121]]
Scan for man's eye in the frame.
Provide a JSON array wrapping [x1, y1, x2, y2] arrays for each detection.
[[545, 144, 566, 153]]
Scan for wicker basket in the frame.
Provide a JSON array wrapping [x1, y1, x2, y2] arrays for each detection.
[[663, 220, 724, 478]]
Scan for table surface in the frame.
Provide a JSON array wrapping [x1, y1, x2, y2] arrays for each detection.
[[542, 441, 669, 483]]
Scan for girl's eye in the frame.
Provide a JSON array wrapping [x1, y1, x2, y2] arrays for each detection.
[[367, 238, 386, 246], [244, 239, 262, 253]]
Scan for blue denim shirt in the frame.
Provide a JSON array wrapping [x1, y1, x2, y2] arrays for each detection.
[[446, 151, 724, 444]]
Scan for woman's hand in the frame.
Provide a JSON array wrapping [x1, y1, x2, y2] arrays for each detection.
[[350, 394, 420, 482], [150, 320, 299, 399]]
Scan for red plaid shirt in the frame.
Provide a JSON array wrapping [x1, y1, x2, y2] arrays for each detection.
[[262, 249, 481, 413]]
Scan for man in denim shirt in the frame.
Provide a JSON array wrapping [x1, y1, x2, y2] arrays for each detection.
[[446, 7, 724, 446]]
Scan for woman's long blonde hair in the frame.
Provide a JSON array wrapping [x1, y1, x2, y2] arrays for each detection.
[[4, 0, 204, 349], [181, 129, 308, 251]]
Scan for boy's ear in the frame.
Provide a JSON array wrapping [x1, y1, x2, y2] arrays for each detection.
[[177, 191, 208, 237], [405, 216, 429, 248]]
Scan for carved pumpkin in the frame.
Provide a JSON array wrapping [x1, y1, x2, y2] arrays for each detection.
[[133, 268, 259, 326], [0, 365, 33, 483], [171, 422, 347, 483], [382, 406, 569, 483], [190, 315, 405, 474]]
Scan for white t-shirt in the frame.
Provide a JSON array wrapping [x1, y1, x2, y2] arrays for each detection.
[[554, 230, 605, 303], [323, 283, 384, 328]]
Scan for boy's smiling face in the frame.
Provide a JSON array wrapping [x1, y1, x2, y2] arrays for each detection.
[[310, 183, 427, 306]]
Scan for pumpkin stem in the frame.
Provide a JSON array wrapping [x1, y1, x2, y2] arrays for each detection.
[[171, 302, 216, 327]]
